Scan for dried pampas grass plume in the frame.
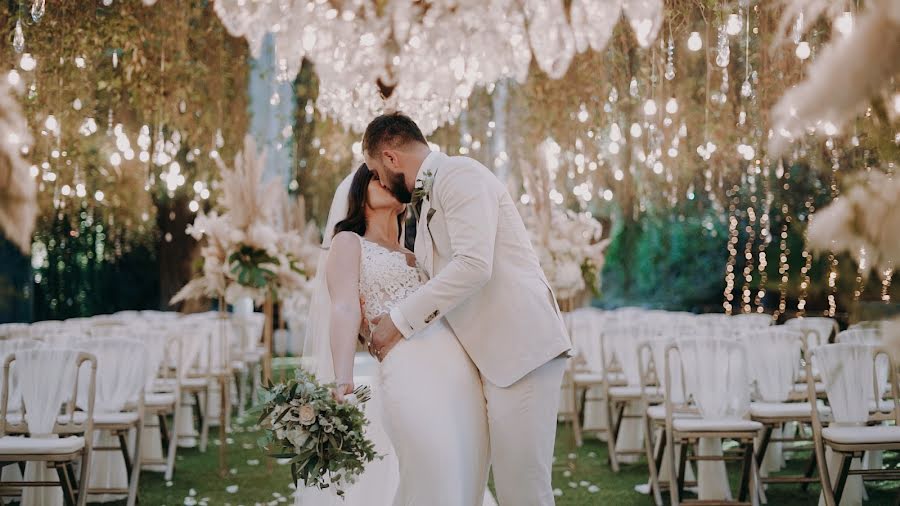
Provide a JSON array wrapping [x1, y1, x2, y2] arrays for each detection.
[[0, 75, 36, 253], [215, 135, 281, 231], [769, 0, 900, 155]]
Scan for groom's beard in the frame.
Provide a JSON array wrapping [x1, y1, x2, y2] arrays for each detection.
[[386, 170, 413, 204]]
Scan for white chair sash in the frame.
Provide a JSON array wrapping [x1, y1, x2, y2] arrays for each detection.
[[814, 343, 874, 424], [75, 338, 146, 414], [0, 339, 42, 412], [678, 338, 750, 419], [744, 329, 802, 402], [15, 349, 81, 436]]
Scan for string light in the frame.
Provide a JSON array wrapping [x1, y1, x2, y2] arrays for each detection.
[[824, 145, 841, 317], [723, 186, 740, 314], [741, 204, 757, 313], [796, 198, 814, 317]]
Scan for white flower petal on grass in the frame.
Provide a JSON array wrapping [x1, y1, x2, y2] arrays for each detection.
[[189, 489, 197, 497], [579, 480, 590, 487], [229, 468, 238, 475], [166, 481, 173, 487], [247, 459, 260, 466], [567, 453, 577, 460], [276, 458, 291, 465], [184, 498, 197, 506], [562, 470, 572, 477], [588, 485, 600, 493], [553, 488, 563, 497], [226, 485, 239, 494], [568, 481, 578, 488]]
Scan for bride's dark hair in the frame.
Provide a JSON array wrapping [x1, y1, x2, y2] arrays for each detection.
[[333, 163, 404, 239]]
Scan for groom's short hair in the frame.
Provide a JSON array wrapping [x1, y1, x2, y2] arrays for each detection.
[[362, 112, 428, 154]]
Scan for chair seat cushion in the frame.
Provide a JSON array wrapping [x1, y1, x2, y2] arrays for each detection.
[[7, 412, 89, 427], [673, 418, 763, 433], [647, 405, 701, 420], [792, 382, 826, 394], [750, 402, 830, 419], [609, 385, 662, 399], [573, 372, 604, 384], [0, 435, 85, 455], [156, 377, 207, 389], [869, 399, 897, 413], [94, 412, 140, 425], [823, 425, 900, 445], [144, 392, 177, 407]]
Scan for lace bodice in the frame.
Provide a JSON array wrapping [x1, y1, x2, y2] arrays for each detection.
[[358, 237, 426, 331]]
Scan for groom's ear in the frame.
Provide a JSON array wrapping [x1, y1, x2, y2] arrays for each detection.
[[382, 149, 400, 169]]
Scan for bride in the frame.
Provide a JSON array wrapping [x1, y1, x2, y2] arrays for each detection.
[[298, 164, 491, 505]]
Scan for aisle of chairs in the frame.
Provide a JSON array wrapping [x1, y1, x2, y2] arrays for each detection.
[[0, 309, 266, 506], [560, 307, 899, 506]]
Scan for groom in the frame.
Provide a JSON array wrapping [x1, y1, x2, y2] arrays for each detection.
[[366, 112, 571, 505]]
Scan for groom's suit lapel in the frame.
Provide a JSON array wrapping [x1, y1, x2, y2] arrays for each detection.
[[418, 196, 435, 277]]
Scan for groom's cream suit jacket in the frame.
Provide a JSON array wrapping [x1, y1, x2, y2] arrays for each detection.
[[390, 151, 571, 388]]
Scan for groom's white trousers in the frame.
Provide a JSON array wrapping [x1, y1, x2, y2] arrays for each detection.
[[482, 356, 567, 506]]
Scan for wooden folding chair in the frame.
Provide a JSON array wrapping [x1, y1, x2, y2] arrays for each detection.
[[664, 338, 762, 506], [807, 343, 900, 506], [0, 350, 97, 506]]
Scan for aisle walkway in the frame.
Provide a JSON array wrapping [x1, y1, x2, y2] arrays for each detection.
[[128, 419, 899, 505]]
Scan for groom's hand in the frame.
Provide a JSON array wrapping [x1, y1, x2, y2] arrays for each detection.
[[370, 314, 402, 362]]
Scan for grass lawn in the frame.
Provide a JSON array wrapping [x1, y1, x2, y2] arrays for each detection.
[[129, 417, 899, 505]]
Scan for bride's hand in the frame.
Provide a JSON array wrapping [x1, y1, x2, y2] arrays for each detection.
[[333, 382, 354, 403]]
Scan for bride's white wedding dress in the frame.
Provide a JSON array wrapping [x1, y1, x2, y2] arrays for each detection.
[[295, 235, 491, 506]]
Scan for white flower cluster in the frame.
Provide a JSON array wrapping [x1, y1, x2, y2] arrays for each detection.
[[807, 170, 899, 274], [519, 203, 610, 300], [171, 136, 313, 306]]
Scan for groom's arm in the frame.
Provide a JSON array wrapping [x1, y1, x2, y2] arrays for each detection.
[[390, 162, 499, 336]]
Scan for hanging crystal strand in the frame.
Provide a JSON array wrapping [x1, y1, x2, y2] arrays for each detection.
[[31, 0, 45, 22], [715, 24, 730, 67], [740, 2, 753, 98], [852, 247, 868, 303], [883, 269, 894, 303], [796, 196, 814, 317], [664, 33, 675, 80], [13, 18, 25, 53], [824, 143, 841, 317]]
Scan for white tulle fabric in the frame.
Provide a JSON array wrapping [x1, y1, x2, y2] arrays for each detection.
[[17, 348, 81, 435], [75, 338, 146, 503], [678, 338, 750, 502], [814, 343, 873, 506], [745, 330, 802, 402], [300, 172, 353, 383], [0, 338, 42, 412], [17, 349, 82, 506], [562, 309, 605, 426], [743, 329, 803, 476]]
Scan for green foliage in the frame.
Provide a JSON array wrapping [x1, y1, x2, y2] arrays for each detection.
[[600, 211, 727, 311], [228, 245, 278, 289]]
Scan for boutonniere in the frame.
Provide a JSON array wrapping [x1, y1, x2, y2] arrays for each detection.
[[412, 170, 435, 204]]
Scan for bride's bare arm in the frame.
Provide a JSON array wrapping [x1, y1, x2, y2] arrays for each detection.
[[326, 231, 363, 397]]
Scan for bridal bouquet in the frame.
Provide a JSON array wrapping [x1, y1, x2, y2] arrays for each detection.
[[254, 369, 380, 496]]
